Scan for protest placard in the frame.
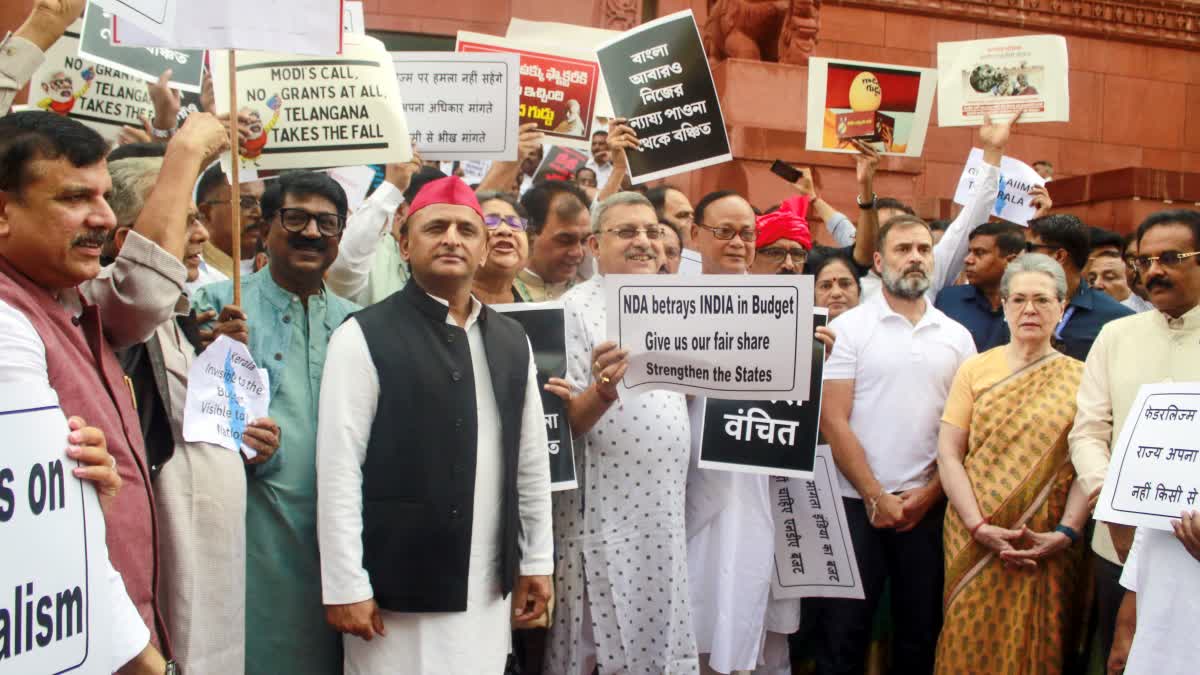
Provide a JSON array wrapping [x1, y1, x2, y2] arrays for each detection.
[[210, 33, 412, 172], [457, 32, 599, 149], [533, 146, 589, 183], [678, 249, 702, 275], [182, 335, 271, 459], [937, 35, 1069, 127], [1095, 383, 1200, 531], [77, 3, 202, 93], [493, 302, 578, 491], [605, 274, 815, 401], [28, 20, 159, 143], [113, 0, 344, 56], [805, 57, 936, 157], [596, 10, 731, 184], [343, 1, 365, 35], [0, 390, 111, 674], [391, 52, 521, 162], [504, 18, 618, 119], [328, 165, 376, 213], [92, 0, 176, 42], [770, 446, 865, 600], [698, 310, 826, 478], [952, 148, 1047, 226], [460, 160, 492, 185]]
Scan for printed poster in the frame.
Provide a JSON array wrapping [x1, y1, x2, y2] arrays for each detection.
[[112, 0, 344, 56], [699, 311, 826, 478], [391, 52, 521, 161], [493, 302, 578, 491], [182, 335, 271, 459], [937, 35, 1069, 127], [952, 148, 1047, 226], [533, 146, 589, 183], [770, 446, 865, 600], [0, 389, 111, 674], [456, 32, 600, 149], [28, 20, 160, 143], [805, 57, 937, 157], [78, 3, 204, 92], [210, 33, 412, 172], [1095, 383, 1200, 531], [605, 274, 815, 401], [596, 10, 731, 183]]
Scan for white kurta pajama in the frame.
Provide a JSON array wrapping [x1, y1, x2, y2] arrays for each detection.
[[316, 297, 554, 674], [545, 277, 699, 675]]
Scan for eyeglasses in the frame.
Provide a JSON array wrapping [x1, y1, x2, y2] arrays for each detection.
[[696, 223, 757, 242], [1023, 241, 1059, 254], [186, 212, 206, 228], [1003, 295, 1058, 310], [1131, 251, 1200, 272], [757, 246, 808, 264], [203, 196, 261, 211], [276, 207, 345, 237], [601, 225, 663, 240], [483, 214, 528, 231]]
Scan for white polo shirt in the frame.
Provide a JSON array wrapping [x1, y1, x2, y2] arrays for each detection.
[[823, 290, 976, 498], [1119, 527, 1200, 673]]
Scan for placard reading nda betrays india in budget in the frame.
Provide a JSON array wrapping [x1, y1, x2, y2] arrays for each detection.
[[210, 32, 411, 172], [605, 275, 815, 402], [0, 390, 111, 674]]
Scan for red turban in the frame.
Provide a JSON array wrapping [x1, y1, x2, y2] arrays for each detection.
[[407, 176, 483, 220], [755, 195, 813, 250]]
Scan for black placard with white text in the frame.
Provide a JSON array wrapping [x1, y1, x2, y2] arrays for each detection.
[[595, 10, 731, 183]]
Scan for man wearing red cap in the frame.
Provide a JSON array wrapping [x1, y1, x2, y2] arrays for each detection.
[[316, 176, 554, 673]]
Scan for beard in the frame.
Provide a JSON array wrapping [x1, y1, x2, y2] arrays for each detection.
[[882, 263, 930, 299]]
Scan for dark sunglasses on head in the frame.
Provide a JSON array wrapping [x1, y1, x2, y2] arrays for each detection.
[[1023, 241, 1059, 253]]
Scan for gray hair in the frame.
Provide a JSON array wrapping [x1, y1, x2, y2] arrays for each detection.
[[1001, 252, 1068, 300], [107, 157, 163, 226], [590, 191, 654, 233]]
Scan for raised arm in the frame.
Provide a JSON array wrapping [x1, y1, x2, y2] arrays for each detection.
[[597, 118, 636, 202], [849, 140, 880, 268], [478, 122, 543, 193], [3, 0, 84, 111]]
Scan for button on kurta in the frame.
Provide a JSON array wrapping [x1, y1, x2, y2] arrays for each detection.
[[452, 370, 462, 382]]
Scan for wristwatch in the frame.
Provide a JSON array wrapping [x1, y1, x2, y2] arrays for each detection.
[[856, 193, 877, 210], [165, 659, 181, 675], [151, 125, 175, 140]]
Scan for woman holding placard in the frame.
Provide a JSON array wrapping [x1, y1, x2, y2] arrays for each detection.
[[934, 253, 1091, 673]]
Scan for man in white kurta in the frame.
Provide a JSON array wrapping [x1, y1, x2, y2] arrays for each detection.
[[315, 177, 554, 674]]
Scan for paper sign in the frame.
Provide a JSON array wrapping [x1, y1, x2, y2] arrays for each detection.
[[328, 165, 376, 213], [770, 446, 865, 600], [457, 32, 599, 149], [805, 57, 937, 157], [210, 33, 411, 172], [460, 160, 492, 185], [391, 52, 521, 161], [533, 146, 589, 183], [182, 335, 271, 458], [1095, 383, 1200, 531], [91, 0, 176, 41], [343, 1, 365, 34], [699, 310, 826, 478], [28, 21, 159, 143], [605, 274, 815, 401], [113, 0, 343, 56], [493, 302, 578, 491], [596, 10, 732, 184], [679, 249, 702, 275], [78, 4, 203, 93], [0, 391, 111, 674], [504, 17, 619, 119], [937, 35, 1069, 127], [952, 148, 1047, 226]]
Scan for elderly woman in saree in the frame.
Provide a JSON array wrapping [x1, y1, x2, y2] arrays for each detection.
[[933, 253, 1092, 674]]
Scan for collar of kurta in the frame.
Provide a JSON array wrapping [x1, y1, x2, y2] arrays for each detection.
[[1158, 303, 1200, 332], [402, 277, 488, 327]]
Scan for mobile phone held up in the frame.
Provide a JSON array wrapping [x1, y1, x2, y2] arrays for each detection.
[[770, 159, 803, 184]]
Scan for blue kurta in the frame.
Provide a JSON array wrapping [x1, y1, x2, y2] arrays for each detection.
[[193, 267, 358, 675]]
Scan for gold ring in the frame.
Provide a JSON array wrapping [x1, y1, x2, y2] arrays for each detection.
[[601, 375, 611, 384]]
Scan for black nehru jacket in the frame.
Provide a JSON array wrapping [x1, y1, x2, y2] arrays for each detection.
[[353, 279, 531, 612]]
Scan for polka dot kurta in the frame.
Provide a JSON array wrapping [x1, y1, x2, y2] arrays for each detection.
[[544, 277, 699, 675]]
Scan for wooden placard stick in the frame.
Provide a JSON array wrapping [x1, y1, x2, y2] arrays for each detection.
[[228, 50, 242, 305]]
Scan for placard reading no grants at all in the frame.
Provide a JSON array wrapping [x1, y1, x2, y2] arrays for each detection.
[[210, 33, 412, 172], [1095, 383, 1200, 531], [605, 275, 815, 401], [596, 10, 731, 184]]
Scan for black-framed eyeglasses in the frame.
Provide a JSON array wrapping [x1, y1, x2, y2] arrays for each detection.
[[757, 246, 808, 264], [277, 207, 345, 237], [1132, 250, 1200, 272], [1023, 241, 1059, 254], [696, 222, 756, 242], [484, 214, 528, 231], [602, 225, 664, 240]]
